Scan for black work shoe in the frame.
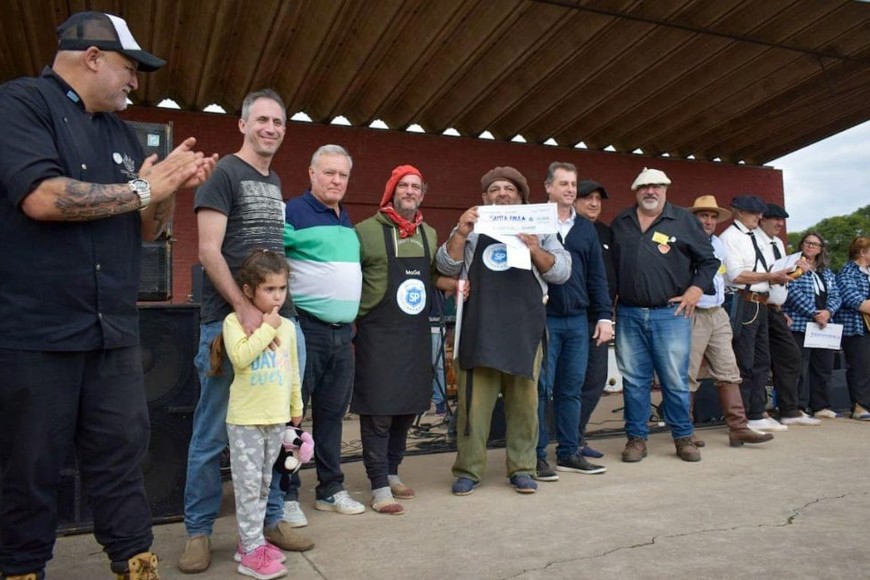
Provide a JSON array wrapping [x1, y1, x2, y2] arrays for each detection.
[[533, 458, 559, 481], [556, 454, 607, 474]]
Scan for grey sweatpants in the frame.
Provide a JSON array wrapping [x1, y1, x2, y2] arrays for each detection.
[[227, 423, 284, 553]]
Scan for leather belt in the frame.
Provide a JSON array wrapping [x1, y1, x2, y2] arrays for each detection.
[[737, 289, 768, 305]]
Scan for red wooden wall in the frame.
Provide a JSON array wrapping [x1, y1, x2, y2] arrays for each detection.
[[122, 107, 784, 304]]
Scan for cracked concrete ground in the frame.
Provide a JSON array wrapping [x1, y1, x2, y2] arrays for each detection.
[[47, 399, 869, 579]]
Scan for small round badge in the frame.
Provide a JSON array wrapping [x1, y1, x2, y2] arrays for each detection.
[[113, 152, 123, 164]]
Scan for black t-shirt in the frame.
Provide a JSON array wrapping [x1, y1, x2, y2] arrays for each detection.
[[0, 68, 144, 350], [194, 154, 296, 324], [610, 202, 718, 307]]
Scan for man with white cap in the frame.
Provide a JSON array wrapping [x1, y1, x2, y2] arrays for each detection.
[[688, 195, 774, 447], [436, 167, 570, 495], [610, 168, 718, 463], [0, 11, 216, 580]]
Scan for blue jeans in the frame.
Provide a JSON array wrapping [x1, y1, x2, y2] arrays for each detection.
[[536, 314, 589, 460], [615, 304, 692, 439], [184, 318, 306, 535], [288, 315, 354, 500]]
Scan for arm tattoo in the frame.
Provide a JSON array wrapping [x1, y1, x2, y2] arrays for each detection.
[[57, 179, 138, 220]]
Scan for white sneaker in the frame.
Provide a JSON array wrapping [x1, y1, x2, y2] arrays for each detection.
[[747, 418, 788, 432], [314, 490, 365, 515], [282, 500, 308, 528], [781, 413, 821, 426], [813, 409, 838, 419]]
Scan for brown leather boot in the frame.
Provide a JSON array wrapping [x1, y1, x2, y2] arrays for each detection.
[[718, 382, 774, 447], [674, 437, 701, 462], [689, 391, 705, 447]]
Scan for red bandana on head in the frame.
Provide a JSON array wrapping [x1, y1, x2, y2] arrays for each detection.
[[380, 164, 424, 238]]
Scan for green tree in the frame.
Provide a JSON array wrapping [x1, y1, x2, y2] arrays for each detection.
[[787, 204, 870, 271]]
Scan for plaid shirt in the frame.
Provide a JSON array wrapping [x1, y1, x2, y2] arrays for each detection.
[[783, 268, 841, 333], [833, 261, 870, 337]]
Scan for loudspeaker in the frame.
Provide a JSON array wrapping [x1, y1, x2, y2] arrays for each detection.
[[57, 305, 200, 534], [139, 240, 172, 301], [129, 121, 174, 302], [139, 305, 199, 523]]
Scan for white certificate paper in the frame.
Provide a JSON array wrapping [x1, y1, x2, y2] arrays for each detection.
[[772, 251, 802, 273], [802, 322, 843, 350], [475, 203, 558, 237]]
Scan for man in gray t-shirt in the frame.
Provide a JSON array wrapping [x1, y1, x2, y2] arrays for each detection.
[[179, 89, 314, 574]]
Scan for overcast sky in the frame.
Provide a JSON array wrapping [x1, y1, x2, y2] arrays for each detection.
[[769, 119, 870, 231]]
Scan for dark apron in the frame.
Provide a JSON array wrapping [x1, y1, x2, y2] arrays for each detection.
[[459, 235, 546, 380], [351, 225, 433, 415]]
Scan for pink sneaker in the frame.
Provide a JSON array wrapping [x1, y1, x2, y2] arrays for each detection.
[[237, 544, 287, 579], [234, 540, 286, 564]]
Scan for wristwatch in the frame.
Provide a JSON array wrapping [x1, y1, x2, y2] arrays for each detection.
[[128, 178, 151, 209]]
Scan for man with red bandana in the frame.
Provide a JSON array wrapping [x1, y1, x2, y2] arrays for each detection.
[[352, 165, 458, 514]]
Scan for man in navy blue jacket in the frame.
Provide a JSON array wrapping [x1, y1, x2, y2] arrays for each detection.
[[534, 162, 613, 481]]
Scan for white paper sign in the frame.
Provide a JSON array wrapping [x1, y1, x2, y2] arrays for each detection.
[[803, 322, 843, 350], [475, 203, 558, 237], [772, 251, 802, 273]]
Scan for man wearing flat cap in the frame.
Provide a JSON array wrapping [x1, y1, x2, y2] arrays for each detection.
[[0, 11, 216, 579], [610, 168, 718, 463], [757, 204, 819, 426], [352, 165, 459, 514], [687, 196, 774, 448], [573, 178, 618, 459], [720, 196, 816, 433], [436, 167, 570, 495]]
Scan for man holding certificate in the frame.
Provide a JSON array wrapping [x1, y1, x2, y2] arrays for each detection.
[[436, 166, 570, 496]]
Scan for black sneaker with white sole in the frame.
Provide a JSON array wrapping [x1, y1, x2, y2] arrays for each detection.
[[556, 454, 606, 474], [533, 458, 559, 481]]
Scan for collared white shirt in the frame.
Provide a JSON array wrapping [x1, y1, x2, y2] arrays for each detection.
[[697, 234, 726, 308], [756, 228, 788, 305], [719, 220, 770, 293], [556, 206, 576, 241]]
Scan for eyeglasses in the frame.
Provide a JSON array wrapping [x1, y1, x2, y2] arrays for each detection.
[[803, 241, 822, 248]]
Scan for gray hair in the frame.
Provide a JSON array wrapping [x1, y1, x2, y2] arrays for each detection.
[[545, 161, 577, 185], [311, 144, 353, 170], [241, 89, 286, 122]]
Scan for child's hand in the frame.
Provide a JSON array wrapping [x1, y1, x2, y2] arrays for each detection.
[[264, 306, 281, 329], [290, 416, 302, 427]]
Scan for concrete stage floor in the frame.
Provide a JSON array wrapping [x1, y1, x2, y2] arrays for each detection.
[[46, 392, 870, 579]]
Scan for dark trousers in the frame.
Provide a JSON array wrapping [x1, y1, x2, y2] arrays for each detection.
[[731, 302, 770, 420], [767, 308, 802, 416], [792, 332, 834, 412], [842, 334, 870, 410], [293, 315, 354, 500], [0, 347, 152, 575], [358, 414, 416, 490], [579, 320, 608, 444]]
